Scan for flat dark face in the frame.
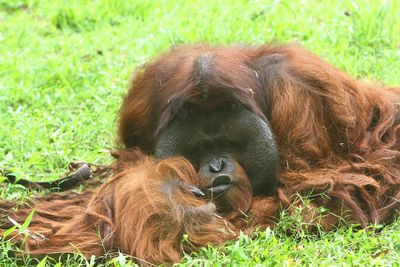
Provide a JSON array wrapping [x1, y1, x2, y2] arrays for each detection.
[[155, 104, 278, 196]]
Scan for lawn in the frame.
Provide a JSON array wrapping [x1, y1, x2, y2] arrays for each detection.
[[1, 0, 399, 266]]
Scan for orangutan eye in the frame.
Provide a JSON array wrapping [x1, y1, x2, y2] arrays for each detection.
[[193, 144, 207, 152], [222, 141, 235, 148]]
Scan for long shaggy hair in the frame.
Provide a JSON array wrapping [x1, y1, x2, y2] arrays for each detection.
[[1, 44, 400, 265], [1, 151, 251, 263], [118, 43, 400, 227]]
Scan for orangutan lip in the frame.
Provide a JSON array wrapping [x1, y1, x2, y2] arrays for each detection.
[[205, 184, 231, 194]]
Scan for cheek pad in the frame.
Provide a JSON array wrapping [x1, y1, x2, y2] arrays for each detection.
[[235, 112, 278, 195], [155, 122, 183, 159]]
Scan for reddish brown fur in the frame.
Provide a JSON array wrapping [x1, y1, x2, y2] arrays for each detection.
[[1, 151, 250, 264], [118, 44, 400, 227], [1, 44, 400, 264]]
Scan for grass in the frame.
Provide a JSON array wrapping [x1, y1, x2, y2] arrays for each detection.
[[0, 0, 399, 266]]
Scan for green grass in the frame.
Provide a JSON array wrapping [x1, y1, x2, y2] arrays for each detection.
[[0, 0, 399, 266]]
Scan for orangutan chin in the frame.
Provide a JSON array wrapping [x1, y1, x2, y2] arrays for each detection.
[[1, 44, 399, 265]]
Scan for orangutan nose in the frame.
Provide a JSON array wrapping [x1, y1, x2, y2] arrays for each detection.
[[208, 158, 226, 173]]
